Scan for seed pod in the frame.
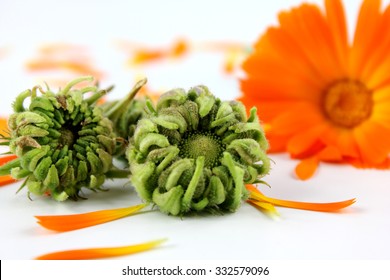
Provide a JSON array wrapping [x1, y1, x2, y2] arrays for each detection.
[[0, 76, 117, 201], [127, 86, 270, 215]]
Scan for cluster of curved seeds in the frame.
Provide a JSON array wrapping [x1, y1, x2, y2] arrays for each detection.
[[127, 85, 270, 215], [0, 77, 117, 201]]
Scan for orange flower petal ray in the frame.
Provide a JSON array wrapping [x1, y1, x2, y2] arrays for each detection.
[[265, 133, 290, 153], [247, 200, 280, 219], [353, 121, 390, 165], [295, 157, 319, 180], [0, 117, 8, 132], [322, 127, 360, 158], [26, 61, 104, 79], [242, 53, 322, 99], [0, 175, 17, 187], [271, 103, 324, 136], [35, 239, 167, 260], [373, 84, 390, 103], [286, 124, 327, 158], [246, 185, 356, 212], [35, 204, 146, 232], [324, 0, 348, 70], [0, 154, 17, 166], [350, 0, 381, 78], [361, 5, 390, 83], [317, 145, 343, 162], [372, 101, 390, 129], [238, 100, 301, 123], [278, 5, 343, 81]]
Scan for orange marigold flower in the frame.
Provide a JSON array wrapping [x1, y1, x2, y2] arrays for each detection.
[[240, 0, 390, 179]]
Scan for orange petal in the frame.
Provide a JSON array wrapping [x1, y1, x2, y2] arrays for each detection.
[[353, 120, 390, 165], [247, 199, 280, 219], [317, 145, 343, 162], [131, 50, 166, 64], [0, 117, 8, 132], [246, 185, 356, 212], [322, 127, 360, 158], [324, 0, 348, 71], [0, 175, 17, 187], [0, 154, 17, 166], [350, 0, 381, 78], [170, 39, 188, 57], [295, 157, 319, 180], [35, 204, 146, 232], [27, 60, 103, 79], [286, 124, 327, 158], [277, 4, 343, 81], [35, 239, 167, 260], [265, 132, 290, 153], [271, 103, 324, 136], [361, 5, 390, 83]]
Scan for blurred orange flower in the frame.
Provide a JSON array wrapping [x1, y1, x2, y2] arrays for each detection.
[[240, 0, 390, 179]]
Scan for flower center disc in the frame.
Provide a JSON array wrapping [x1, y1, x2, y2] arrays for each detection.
[[179, 132, 223, 168], [59, 127, 76, 147], [323, 80, 373, 128]]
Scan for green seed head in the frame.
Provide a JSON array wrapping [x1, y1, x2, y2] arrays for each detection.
[[179, 132, 223, 168], [127, 85, 270, 215], [0, 76, 117, 201]]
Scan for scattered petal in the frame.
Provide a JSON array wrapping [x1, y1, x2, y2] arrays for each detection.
[[0, 154, 17, 166], [246, 185, 356, 212], [247, 199, 280, 219], [0, 175, 17, 187], [35, 238, 167, 260], [35, 204, 146, 232]]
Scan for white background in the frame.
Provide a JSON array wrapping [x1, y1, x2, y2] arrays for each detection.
[[0, 0, 390, 260]]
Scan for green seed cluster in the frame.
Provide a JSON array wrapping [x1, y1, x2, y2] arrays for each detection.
[[178, 132, 224, 168], [127, 85, 270, 215], [0, 77, 116, 201]]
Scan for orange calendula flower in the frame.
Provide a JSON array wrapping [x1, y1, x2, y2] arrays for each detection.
[[35, 239, 166, 260], [36, 204, 146, 232], [240, 0, 390, 179]]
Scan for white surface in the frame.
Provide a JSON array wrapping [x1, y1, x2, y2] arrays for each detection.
[[0, 0, 390, 260]]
